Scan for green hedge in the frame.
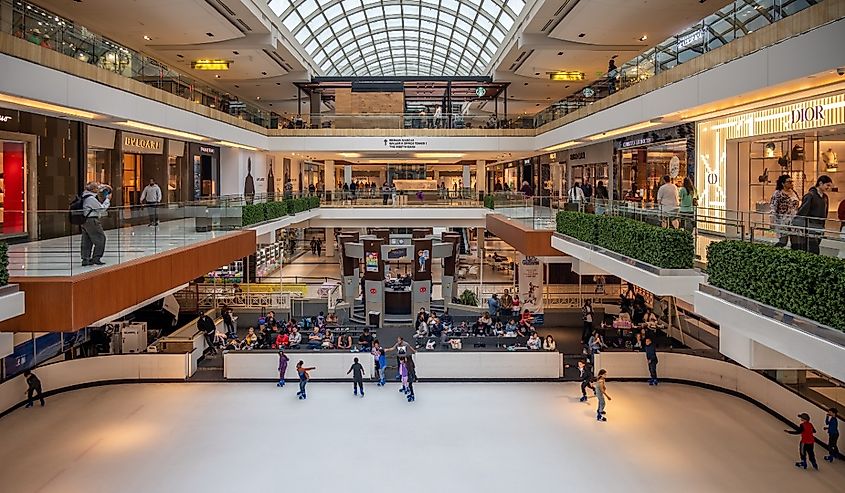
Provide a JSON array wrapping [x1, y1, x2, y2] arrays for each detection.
[[241, 196, 320, 226], [707, 241, 845, 331], [0, 243, 8, 287], [483, 194, 494, 209], [555, 211, 694, 269]]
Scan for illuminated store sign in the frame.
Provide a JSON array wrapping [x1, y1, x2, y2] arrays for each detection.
[[191, 59, 231, 70], [678, 30, 704, 50], [123, 133, 164, 154], [0, 115, 11, 122], [549, 71, 586, 82]]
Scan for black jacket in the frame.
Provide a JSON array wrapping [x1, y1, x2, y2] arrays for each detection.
[[197, 315, 215, 334], [26, 374, 41, 391], [793, 187, 829, 231]]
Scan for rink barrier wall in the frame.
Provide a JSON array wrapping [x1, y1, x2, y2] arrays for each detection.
[[594, 351, 839, 453], [0, 353, 192, 418], [224, 351, 563, 380]]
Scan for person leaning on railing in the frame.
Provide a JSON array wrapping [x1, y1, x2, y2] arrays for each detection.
[[789, 175, 833, 255]]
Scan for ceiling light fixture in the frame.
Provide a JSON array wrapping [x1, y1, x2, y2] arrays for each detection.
[[639, 34, 648, 41], [117, 121, 206, 141], [0, 93, 99, 119], [143, 35, 151, 41], [216, 141, 259, 151], [339, 152, 361, 158], [543, 141, 579, 152], [413, 153, 465, 159], [584, 121, 659, 141]]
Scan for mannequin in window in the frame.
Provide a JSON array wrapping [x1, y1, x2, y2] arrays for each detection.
[[823, 148, 838, 171]]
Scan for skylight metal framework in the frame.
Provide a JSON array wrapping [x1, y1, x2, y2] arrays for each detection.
[[268, 0, 526, 76]]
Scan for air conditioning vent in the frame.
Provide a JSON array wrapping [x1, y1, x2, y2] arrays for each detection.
[[212, 0, 235, 16], [236, 18, 252, 32]]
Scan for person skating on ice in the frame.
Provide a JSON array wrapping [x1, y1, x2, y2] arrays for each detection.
[[786, 413, 819, 469], [577, 360, 594, 403], [277, 350, 289, 387], [824, 407, 839, 463], [347, 357, 365, 397], [296, 361, 316, 400], [595, 369, 610, 421], [371, 340, 387, 386], [644, 337, 659, 385], [398, 357, 414, 402]]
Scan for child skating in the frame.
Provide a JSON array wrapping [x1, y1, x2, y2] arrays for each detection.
[[276, 350, 289, 387], [577, 360, 594, 403], [372, 340, 387, 386], [595, 369, 610, 422], [347, 357, 365, 397], [785, 413, 819, 470], [399, 357, 414, 402], [296, 360, 316, 400], [824, 407, 839, 463]]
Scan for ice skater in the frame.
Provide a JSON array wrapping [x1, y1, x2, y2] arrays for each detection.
[[577, 360, 594, 402], [644, 337, 659, 385], [296, 361, 316, 400], [372, 340, 387, 386], [824, 407, 839, 462], [786, 413, 819, 470], [595, 369, 610, 421], [23, 370, 44, 408], [347, 357, 365, 397], [277, 350, 289, 387], [398, 357, 415, 402]]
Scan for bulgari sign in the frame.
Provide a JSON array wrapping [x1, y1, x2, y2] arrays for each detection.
[[123, 132, 164, 154]]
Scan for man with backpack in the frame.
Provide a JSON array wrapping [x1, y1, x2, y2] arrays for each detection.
[[73, 181, 111, 266]]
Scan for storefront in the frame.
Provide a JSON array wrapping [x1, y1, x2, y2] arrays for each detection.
[[614, 124, 695, 202], [565, 142, 613, 198], [189, 143, 220, 199], [696, 91, 845, 219], [0, 107, 80, 240]]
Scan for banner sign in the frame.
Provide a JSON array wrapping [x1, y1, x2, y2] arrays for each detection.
[[518, 254, 544, 325]]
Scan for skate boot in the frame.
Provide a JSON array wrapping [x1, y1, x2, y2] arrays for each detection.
[[407, 394, 415, 402], [597, 414, 606, 422], [795, 461, 807, 469], [579, 396, 587, 402], [823, 455, 834, 462]]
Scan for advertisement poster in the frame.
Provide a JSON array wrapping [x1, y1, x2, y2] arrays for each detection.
[[365, 251, 379, 272], [518, 254, 544, 325], [413, 239, 433, 281]]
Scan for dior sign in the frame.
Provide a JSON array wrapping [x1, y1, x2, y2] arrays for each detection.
[[0, 115, 11, 123], [791, 105, 825, 125]]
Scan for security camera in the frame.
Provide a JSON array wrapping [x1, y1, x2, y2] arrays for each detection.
[[838, 67, 845, 76]]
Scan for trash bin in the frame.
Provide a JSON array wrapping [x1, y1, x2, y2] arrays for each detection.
[[368, 311, 381, 327]]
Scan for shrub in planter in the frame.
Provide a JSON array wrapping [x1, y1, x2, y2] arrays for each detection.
[[264, 200, 287, 220], [308, 195, 320, 209], [457, 289, 479, 307], [707, 240, 845, 331], [555, 210, 694, 269], [483, 194, 495, 209], [0, 243, 8, 287], [241, 203, 265, 226]]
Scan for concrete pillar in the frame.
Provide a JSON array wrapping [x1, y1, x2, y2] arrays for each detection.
[[344, 164, 352, 185], [325, 227, 335, 256], [476, 227, 485, 259], [291, 159, 302, 192], [476, 160, 486, 194], [462, 164, 471, 190], [324, 160, 335, 192]]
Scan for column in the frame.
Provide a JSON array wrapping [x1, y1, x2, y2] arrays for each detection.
[[476, 160, 487, 194], [476, 227, 485, 259], [462, 164, 471, 190], [324, 160, 335, 193], [325, 227, 335, 256], [291, 159, 302, 192], [344, 164, 352, 185]]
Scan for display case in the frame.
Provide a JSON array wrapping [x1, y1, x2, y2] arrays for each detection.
[[747, 135, 813, 213]]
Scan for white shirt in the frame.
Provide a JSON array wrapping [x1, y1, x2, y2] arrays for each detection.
[[656, 182, 679, 210], [140, 184, 162, 203], [568, 186, 585, 202]]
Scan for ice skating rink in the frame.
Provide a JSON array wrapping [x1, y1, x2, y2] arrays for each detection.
[[0, 382, 843, 493]]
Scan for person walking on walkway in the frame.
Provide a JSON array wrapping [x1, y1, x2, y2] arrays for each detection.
[[296, 361, 316, 400], [80, 181, 111, 266], [578, 360, 594, 403], [222, 307, 236, 338], [347, 357, 365, 397], [316, 238, 323, 257], [786, 413, 819, 470], [824, 407, 840, 462], [23, 370, 45, 408], [595, 369, 610, 422], [139, 178, 162, 226], [791, 175, 833, 255], [644, 337, 659, 385], [277, 350, 289, 388]]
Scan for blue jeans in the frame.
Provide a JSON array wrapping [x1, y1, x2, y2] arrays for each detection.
[[597, 393, 606, 415], [299, 379, 307, 395]]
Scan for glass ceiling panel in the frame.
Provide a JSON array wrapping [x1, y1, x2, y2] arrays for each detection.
[[268, 0, 525, 76]]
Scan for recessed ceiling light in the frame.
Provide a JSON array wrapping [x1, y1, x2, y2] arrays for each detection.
[[206, 32, 214, 37], [232, 51, 239, 55], [143, 35, 151, 41], [534, 72, 540, 76], [256, 96, 261, 100], [523, 82, 528, 86], [234, 84, 239, 88], [639, 34, 648, 41], [214, 74, 220, 78], [176, 54, 183, 59], [557, 51, 563, 56], [276, 82, 281, 85], [578, 33, 586, 38], [261, 71, 267, 75]]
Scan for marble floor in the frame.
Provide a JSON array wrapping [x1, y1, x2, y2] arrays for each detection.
[[6, 218, 237, 277], [1, 382, 843, 493]]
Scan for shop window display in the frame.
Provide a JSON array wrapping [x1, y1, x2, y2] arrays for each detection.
[[0, 141, 26, 235]]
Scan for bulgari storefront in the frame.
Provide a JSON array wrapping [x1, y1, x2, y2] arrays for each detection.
[[696, 91, 845, 221]]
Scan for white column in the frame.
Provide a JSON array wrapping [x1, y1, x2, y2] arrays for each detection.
[[462, 164, 471, 189], [324, 160, 335, 192], [476, 160, 487, 194], [291, 159, 302, 193], [476, 227, 485, 259], [325, 227, 335, 256], [344, 164, 352, 185]]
